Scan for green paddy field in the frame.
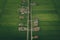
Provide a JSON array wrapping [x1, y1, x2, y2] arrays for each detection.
[[0, 0, 60, 40]]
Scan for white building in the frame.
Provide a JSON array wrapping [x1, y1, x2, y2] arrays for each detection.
[[34, 18, 39, 27]]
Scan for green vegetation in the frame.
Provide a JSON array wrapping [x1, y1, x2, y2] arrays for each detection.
[[0, 0, 60, 40], [32, 0, 60, 40]]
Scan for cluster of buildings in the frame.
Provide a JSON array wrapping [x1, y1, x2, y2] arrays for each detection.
[[18, 0, 40, 39]]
